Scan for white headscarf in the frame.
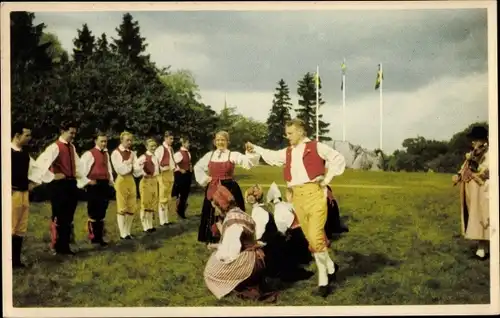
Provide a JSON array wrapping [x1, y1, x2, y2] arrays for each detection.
[[266, 182, 282, 204]]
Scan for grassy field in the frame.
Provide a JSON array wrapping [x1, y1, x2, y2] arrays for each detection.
[[12, 166, 490, 307]]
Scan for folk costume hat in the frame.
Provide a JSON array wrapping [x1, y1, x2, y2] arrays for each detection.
[[244, 184, 264, 204], [266, 182, 282, 204], [466, 126, 488, 141], [212, 185, 235, 212]]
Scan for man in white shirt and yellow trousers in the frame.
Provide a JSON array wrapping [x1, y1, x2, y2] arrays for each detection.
[[154, 131, 178, 225], [246, 118, 346, 298]]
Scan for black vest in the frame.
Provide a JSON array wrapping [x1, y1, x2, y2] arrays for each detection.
[[12, 148, 31, 191]]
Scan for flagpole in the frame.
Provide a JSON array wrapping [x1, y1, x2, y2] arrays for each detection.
[[316, 65, 319, 141], [379, 63, 383, 151], [342, 58, 346, 142]]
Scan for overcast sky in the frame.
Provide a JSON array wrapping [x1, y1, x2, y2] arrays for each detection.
[[32, 6, 490, 153]]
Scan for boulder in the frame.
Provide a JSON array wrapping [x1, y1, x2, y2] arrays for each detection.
[[326, 140, 384, 171]]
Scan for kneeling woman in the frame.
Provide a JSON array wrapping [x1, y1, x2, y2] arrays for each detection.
[[203, 185, 278, 302]]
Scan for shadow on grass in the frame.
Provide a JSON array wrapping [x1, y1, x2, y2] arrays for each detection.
[[334, 250, 401, 284]]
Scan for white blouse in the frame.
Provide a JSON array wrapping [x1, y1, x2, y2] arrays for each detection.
[[193, 149, 256, 187], [250, 203, 270, 241]]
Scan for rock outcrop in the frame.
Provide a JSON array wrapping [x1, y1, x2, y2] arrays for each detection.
[[326, 140, 384, 171]]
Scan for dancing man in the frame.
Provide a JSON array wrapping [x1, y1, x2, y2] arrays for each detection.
[[77, 130, 114, 247], [154, 131, 177, 226], [110, 131, 139, 240], [172, 136, 193, 219], [36, 121, 83, 255], [452, 126, 490, 260], [11, 121, 45, 267], [246, 118, 346, 297]]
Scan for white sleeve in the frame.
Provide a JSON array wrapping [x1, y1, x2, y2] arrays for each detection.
[[76, 151, 94, 188], [107, 153, 115, 184], [133, 154, 145, 178], [230, 151, 255, 170], [194, 151, 212, 187], [111, 150, 133, 176], [173, 151, 183, 164], [215, 224, 244, 264], [253, 145, 287, 167], [317, 142, 346, 184], [252, 206, 270, 240], [35, 143, 59, 183], [27, 156, 45, 184], [274, 204, 295, 234]]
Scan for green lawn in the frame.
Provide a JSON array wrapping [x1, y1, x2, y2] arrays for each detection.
[[12, 166, 490, 307]]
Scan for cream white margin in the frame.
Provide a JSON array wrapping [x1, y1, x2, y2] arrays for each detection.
[[1, 1, 498, 317]]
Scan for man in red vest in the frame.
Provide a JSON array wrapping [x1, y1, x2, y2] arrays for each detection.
[[172, 136, 192, 219], [245, 118, 346, 298], [154, 130, 178, 225], [77, 130, 114, 247], [36, 121, 83, 255]]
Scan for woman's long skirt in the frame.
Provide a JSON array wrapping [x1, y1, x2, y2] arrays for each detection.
[[197, 179, 246, 243]]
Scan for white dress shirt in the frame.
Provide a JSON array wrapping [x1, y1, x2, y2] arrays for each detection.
[[173, 147, 191, 171], [134, 151, 160, 177], [35, 137, 84, 183], [110, 145, 137, 176], [248, 137, 346, 187], [193, 149, 255, 187], [11, 143, 45, 185], [154, 142, 176, 172], [77, 146, 115, 188]]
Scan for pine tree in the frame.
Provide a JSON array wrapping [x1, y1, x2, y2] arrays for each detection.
[[72, 23, 96, 64], [111, 13, 150, 68], [266, 79, 293, 149], [95, 33, 110, 59], [10, 11, 53, 75], [296, 72, 331, 142]]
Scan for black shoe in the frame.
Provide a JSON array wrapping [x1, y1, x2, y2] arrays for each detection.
[[125, 235, 133, 240], [58, 248, 76, 256], [328, 264, 340, 285], [150, 228, 157, 232], [473, 252, 490, 261], [99, 241, 109, 247], [313, 285, 332, 298]]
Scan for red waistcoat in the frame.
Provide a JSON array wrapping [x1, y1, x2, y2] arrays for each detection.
[[50, 140, 77, 178], [88, 148, 110, 181], [143, 154, 156, 176], [283, 140, 325, 182], [177, 150, 191, 170], [117, 148, 132, 161], [160, 145, 173, 167]]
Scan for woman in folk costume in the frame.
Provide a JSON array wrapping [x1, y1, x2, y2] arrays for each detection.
[[266, 183, 313, 267], [36, 121, 83, 255], [77, 130, 115, 247], [452, 126, 491, 260], [110, 131, 141, 240], [134, 139, 161, 233], [245, 118, 345, 298], [154, 131, 178, 226], [194, 130, 257, 244], [172, 136, 193, 219], [203, 185, 278, 302]]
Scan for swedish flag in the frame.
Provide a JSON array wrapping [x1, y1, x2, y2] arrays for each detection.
[[375, 64, 383, 90]]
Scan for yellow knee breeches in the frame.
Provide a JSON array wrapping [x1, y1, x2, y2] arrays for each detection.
[[158, 170, 174, 205], [12, 191, 30, 236], [292, 183, 328, 253], [114, 174, 137, 215], [140, 177, 159, 213]]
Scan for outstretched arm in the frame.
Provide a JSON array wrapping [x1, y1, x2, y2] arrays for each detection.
[[246, 142, 287, 167]]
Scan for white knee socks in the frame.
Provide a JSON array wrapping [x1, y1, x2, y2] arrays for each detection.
[[117, 214, 126, 238], [314, 252, 329, 286], [159, 203, 168, 225], [325, 251, 336, 275]]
